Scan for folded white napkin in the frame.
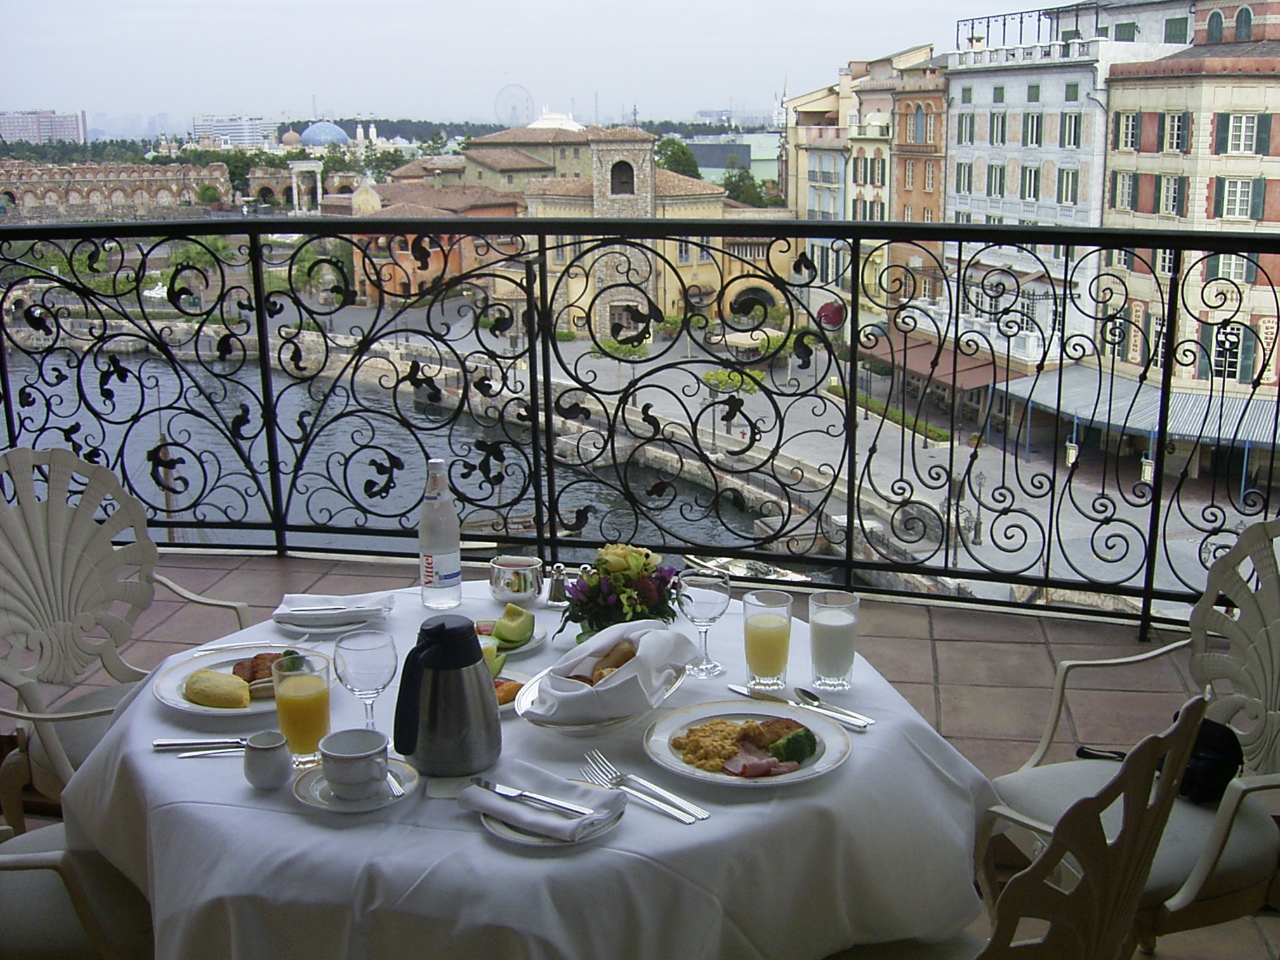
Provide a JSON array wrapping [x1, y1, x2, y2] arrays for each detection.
[[458, 760, 626, 842], [272, 591, 396, 628], [522, 620, 698, 724]]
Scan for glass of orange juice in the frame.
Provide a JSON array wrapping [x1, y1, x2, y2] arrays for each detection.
[[743, 590, 792, 690], [272, 652, 332, 766]]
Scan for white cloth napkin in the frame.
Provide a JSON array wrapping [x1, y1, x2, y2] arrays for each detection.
[[271, 591, 396, 628], [458, 760, 626, 842], [522, 620, 698, 724]]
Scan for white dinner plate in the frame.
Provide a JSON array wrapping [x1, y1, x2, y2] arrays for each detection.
[[514, 666, 686, 737], [292, 760, 419, 814], [479, 784, 623, 846], [151, 643, 327, 716], [274, 618, 380, 638], [643, 700, 852, 787], [474, 622, 548, 659]]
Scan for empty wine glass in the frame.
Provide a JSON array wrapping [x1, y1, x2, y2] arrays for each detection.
[[677, 569, 732, 679], [334, 630, 398, 730]]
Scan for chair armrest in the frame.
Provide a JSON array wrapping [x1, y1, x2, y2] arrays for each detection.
[[0, 703, 119, 723], [1162, 773, 1280, 914], [0, 849, 64, 870], [155, 574, 249, 629], [1021, 637, 1191, 770]]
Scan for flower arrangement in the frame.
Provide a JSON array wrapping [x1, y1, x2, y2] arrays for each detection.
[[560, 543, 677, 641]]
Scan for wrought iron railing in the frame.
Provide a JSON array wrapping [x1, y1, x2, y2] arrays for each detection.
[[1, 216, 1278, 632]]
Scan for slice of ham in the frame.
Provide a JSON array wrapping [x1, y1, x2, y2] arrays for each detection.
[[723, 740, 799, 778]]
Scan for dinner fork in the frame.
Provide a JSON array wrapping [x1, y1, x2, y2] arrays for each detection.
[[585, 750, 710, 821], [578, 766, 696, 824]]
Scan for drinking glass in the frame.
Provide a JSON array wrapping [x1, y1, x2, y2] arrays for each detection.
[[677, 569, 732, 679], [743, 590, 792, 690], [272, 652, 332, 767], [808, 591, 860, 690], [334, 630, 399, 730]]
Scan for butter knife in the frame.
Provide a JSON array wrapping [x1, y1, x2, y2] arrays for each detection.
[[726, 685, 869, 731], [470, 777, 594, 817], [154, 737, 248, 751]]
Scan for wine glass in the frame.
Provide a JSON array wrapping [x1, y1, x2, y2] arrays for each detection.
[[677, 569, 732, 679], [334, 630, 398, 730]]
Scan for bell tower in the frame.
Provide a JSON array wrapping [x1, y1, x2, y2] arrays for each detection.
[[590, 129, 656, 218]]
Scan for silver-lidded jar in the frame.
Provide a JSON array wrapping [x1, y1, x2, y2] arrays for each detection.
[[393, 615, 501, 776]]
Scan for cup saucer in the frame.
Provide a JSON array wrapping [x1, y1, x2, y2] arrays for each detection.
[[292, 759, 418, 813]]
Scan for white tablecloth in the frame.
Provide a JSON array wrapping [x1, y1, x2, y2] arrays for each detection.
[[63, 582, 997, 960]]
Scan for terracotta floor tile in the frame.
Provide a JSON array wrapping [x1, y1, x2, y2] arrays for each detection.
[[308, 572, 417, 597], [1065, 688, 1193, 749], [930, 607, 1046, 643], [857, 636, 934, 685], [939, 684, 1053, 741], [890, 681, 936, 729], [154, 566, 239, 598], [856, 599, 931, 640], [1040, 615, 1148, 646], [147, 603, 247, 646], [235, 555, 340, 576], [201, 567, 330, 606], [936, 640, 1055, 687], [153, 551, 246, 570], [1146, 917, 1274, 959], [946, 737, 1039, 780]]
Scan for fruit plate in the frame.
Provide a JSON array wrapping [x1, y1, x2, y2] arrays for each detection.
[[473, 621, 547, 659], [642, 700, 851, 787]]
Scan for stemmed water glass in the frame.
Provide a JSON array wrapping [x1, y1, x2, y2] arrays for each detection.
[[677, 569, 732, 679], [334, 630, 398, 730]]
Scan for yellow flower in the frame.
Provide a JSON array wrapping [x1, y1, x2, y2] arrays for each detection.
[[597, 543, 660, 574]]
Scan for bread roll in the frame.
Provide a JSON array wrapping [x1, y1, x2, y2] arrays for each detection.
[[185, 669, 251, 709], [591, 640, 637, 685]]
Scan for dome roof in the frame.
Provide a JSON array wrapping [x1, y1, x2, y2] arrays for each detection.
[[300, 121, 350, 147], [282, 129, 302, 146]]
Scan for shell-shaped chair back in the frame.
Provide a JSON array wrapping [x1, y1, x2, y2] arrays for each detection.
[[1189, 518, 1280, 775], [0, 448, 157, 686], [980, 698, 1207, 960]]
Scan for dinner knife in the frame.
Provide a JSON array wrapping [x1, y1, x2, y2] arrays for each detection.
[[726, 685, 869, 731], [469, 777, 594, 817], [154, 737, 248, 751]]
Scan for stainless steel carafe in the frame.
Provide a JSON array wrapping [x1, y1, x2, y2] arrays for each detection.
[[393, 615, 501, 776]]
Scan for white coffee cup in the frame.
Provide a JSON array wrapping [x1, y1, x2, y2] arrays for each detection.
[[320, 728, 389, 802], [243, 730, 293, 791]]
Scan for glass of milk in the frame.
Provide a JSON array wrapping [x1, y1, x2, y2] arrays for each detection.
[[808, 592, 860, 690]]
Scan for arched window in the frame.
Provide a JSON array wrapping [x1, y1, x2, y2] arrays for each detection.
[[1236, 7, 1252, 40], [610, 160, 634, 195], [1207, 10, 1224, 42], [914, 106, 925, 143]]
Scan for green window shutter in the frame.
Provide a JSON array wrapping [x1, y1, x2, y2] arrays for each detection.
[[1113, 114, 1122, 149], [1130, 175, 1139, 212], [1110, 169, 1118, 208], [1213, 176, 1225, 217], [1181, 111, 1192, 152], [1153, 175, 1162, 213], [1157, 113, 1167, 151], [1239, 325, 1256, 384], [1206, 255, 1220, 280], [1141, 308, 1151, 365], [1257, 114, 1271, 155], [1251, 178, 1266, 220], [1198, 322, 1214, 380], [1134, 112, 1144, 149], [1178, 176, 1188, 216], [1214, 114, 1229, 154], [1245, 258, 1258, 283], [1059, 114, 1066, 148]]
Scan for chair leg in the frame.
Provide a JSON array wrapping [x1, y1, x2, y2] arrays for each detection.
[[1138, 935, 1156, 955], [0, 749, 30, 835]]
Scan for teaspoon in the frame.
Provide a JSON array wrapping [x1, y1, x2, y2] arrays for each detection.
[[793, 688, 876, 725]]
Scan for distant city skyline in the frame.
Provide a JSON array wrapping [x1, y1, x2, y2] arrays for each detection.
[[5, 0, 965, 137]]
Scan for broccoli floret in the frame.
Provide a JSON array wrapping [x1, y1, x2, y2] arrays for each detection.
[[768, 726, 818, 763]]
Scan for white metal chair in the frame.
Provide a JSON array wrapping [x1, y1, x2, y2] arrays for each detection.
[[0, 447, 248, 834], [826, 697, 1207, 960], [987, 517, 1280, 952], [0, 821, 153, 959]]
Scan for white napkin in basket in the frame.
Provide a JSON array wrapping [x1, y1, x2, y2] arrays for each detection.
[[522, 620, 697, 724], [458, 760, 626, 842], [272, 591, 395, 628]]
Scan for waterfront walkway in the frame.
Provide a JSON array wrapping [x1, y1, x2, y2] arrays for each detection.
[[8, 551, 1278, 958]]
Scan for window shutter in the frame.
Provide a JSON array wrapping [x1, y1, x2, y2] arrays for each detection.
[[1206, 255, 1220, 280], [1245, 258, 1258, 283], [1257, 114, 1271, 155], [1157, 113, 1167, 151], [1198, 322, 1214, 380], [1129, 175, 1139, 212], [1177, 176, 1188, 217], [1213, 176, 1225, 217], [1214, 114, 1229, 154], [1059, 113, 1067, 148], [1251, 178, 1266, 220], [1113, 113, 1122, 149], [1239, 325, 1256, 384], [1110, 169, 1118, 208], [1141, 308, 1151, 365], [1134, 112, 1144, 148], [1181, 111, 1192, 152], [1153, 175, 1162, 214]]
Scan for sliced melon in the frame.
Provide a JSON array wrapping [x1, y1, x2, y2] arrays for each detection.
[[491, 603, 535, 646]]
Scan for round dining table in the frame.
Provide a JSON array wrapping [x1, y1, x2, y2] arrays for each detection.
[[63, 581, 997, 960]]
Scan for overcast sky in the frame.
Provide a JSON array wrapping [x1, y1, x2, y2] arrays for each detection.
[[5, 1, 978, 131]]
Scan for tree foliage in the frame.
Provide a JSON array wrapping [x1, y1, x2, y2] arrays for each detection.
[[655, 138, 700, 179], [721, 164, 765, 207]]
